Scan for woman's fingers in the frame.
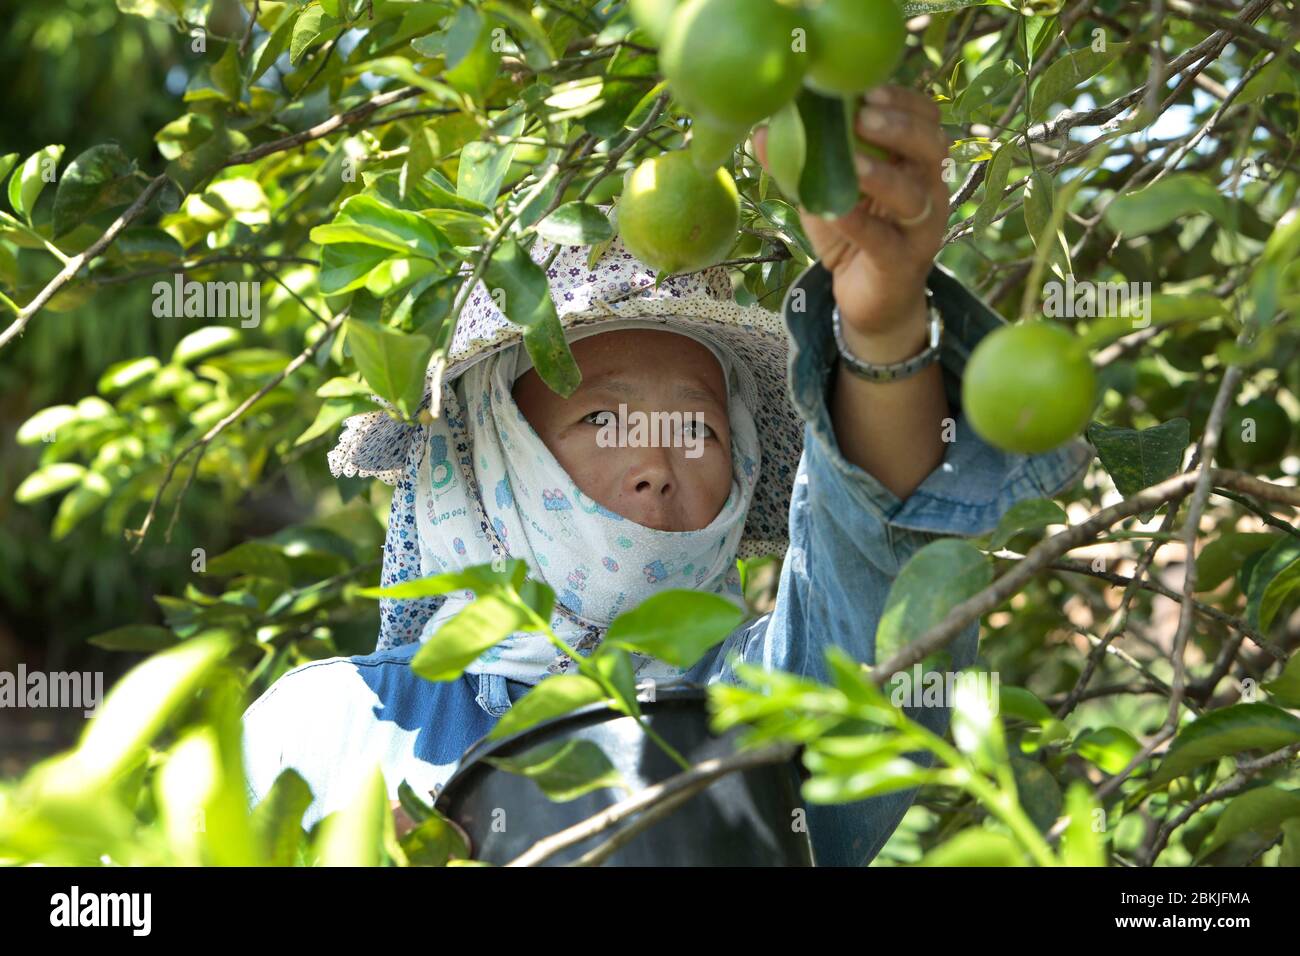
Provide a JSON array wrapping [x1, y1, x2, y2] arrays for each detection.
[[864, 84, 941, 123], [827, 202, 901, 264], [851, 152, 933, 230], [855, 103, 950, 169]]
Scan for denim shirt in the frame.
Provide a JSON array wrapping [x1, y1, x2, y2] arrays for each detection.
[[240, 259, 1094, 855]]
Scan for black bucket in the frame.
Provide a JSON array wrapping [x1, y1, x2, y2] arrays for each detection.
[[433, 685, 814, 866]]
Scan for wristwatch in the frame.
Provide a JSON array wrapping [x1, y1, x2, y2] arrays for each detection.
[[832, 287, 945, 383]]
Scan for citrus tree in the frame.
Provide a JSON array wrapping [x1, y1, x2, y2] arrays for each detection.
[[2, 0, 1300, 867]]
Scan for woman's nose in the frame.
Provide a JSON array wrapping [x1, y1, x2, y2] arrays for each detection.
[[623, 445, 676, 498]]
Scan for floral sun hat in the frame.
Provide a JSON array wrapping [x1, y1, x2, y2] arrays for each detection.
[[328, 208, 806, 559]]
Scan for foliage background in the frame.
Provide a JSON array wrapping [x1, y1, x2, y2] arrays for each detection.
[[0, 0, 1298, 866]]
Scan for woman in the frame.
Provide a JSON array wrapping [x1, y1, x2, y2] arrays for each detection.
[[241, 86, 1094, 865]]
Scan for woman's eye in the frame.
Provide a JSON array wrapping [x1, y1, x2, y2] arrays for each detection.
[[584, 410, 616, 427], [683, 420, 715, 440]]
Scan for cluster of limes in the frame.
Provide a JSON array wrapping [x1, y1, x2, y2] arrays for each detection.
[[617, 0, 906, 275], [620, 0, 1110, 458]]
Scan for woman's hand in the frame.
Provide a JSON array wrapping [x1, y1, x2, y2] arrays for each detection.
[[753, 83, 952, 500], [754, 84, 950, 362]]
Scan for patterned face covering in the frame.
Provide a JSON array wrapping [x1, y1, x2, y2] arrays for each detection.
[[412, 325, 762, 685]]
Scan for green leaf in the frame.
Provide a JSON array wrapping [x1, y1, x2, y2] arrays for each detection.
[[1103, 174, 1234, 237], [319, 243, 393, 295], [517, 577, 555, 621], [154, 113, 215, 161], [918, 830, 1027, 866], [411, 593, 537, 681], [440, 4, 502, 98], [1195, 532, 1278, 593], [764, 99, 806, 201], [1010, 754, 1062, 832], [953, 60, 1023, 123], [16, 405, 79, 445], [8, 144, 65, 222], [536, 202, 614, 246], [604, 590, 744, 669], [357, 560, 528, 600], [165, 125, 248, 194], [50, 144, 142, 237], [87, 625, 179, 652], [1150, 703, 1300, 785], [1281, 818, 1300, 867], [590, 645, 642, 719], [1245, 536, 1300, 632], [0, 153, 19, 183], [312, 194, 452, 260], [98, 356, 162, 395], [521, 311, 581, 398], [479, 240, 555, 329], [114, 0, 191, 27], [877, 539, 992, 666], [172, 326, 243, 365], [1058, 780, 1106, 866], [455, 108, 526, 206], [399, 802, 471, 866], [998, 685, 1053, 725], [1085, 418, 1190, 504], [290, 5, 343, 64], [347, 57, 458, 101], [483, 1, 556, 71], [794, 89, 859, 218], [15, 463, 86, 503], [1198, 786, 1300, 860], [488, 674, 608, 741], [52, 471, 112, 540], [485, 738, 626, 802], [251, 11, 295, 82], [1075, 726, 1143, 775], [801, 735, 929, 802], [974, 142, 1016, 237], [988, 497, 1068, 551], [205, 541, 292, 583], [1263, 654, 1300, 708], [345, 319, 435, 419], [950, 668, 1007, 773], [1029, 43, 1128, 119], [295, 397, 378, 448], [61, 632, 234, 789], [315, 765, 389, 866], [252, 769, 314, 866]]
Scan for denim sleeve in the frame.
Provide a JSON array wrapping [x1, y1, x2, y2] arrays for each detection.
[[711, 260, 1094, 866], [786, 259, 1095, 548], [751, 258, 1093, 680], [377, 425, 444, 651]]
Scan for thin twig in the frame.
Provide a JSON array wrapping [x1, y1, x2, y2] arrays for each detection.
[[505, 742, 798, 867]]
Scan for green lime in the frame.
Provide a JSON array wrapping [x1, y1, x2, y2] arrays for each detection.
[[661, 0, 809, 130], [962, 321, 1097, 454], [616, 150, 740, 274], [629, 0, 681, 43], [803, 0, 907, 96]]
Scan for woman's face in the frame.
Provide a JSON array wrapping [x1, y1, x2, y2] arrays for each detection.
[[512, 329, 733, 532]]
